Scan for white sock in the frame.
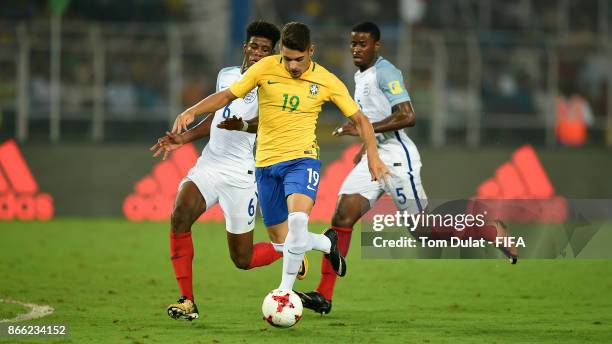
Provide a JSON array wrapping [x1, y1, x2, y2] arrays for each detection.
[[279, 212, 310, 291], [272, 242, 284, 253], [309, 232, 331, 253]]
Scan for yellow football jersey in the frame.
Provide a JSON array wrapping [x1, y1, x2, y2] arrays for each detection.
[[229, 55, 359, 167]]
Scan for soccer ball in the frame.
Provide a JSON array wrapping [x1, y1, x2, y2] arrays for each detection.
[[261, 289, 303, 328]]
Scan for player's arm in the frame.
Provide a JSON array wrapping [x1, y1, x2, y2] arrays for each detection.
[[336, 62, 414, 136], [176, 113, 215, 142], [347, 110, 390, 182], [195, 57, 268, 134], [337, 102, 413, 164], [333, 101, 415, 136], [172, 90, 236, 134], [373, 101, 416, 131], [373, 65, 414, 131], [328, 74, 390, 181], [217, 115, 259, 133], [150, 114, 214, 160]]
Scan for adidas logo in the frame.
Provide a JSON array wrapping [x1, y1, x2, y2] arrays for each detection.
[[474, 145, 567, 223], [310, 144, 568, 224], [123, 143, 361, 223], [121, 144, 567, 224], [0, 139, 54, 221], [122, 143, 224, 222]]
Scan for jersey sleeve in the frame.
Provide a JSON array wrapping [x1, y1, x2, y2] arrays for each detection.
[[228, 57, 268, 98], [216, 67, 236, 92], [328, 74, 360, 117], [376, 62, 411, 107]]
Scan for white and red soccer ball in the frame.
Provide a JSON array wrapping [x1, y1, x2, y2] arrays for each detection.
[[261, 289, 303, 328]]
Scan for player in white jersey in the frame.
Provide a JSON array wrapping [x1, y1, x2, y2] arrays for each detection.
[[297, 22, 517, 314], [186, 66, 259, 230], [341, 46, 427, 215], [149, 22, 303, 321], [295, 21, 426, 315]]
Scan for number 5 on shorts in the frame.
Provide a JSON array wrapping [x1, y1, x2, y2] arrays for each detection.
[[395, 187, 407, 205]]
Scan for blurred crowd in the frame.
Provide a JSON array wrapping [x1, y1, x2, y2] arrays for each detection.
[[0, 0, 609, 144]]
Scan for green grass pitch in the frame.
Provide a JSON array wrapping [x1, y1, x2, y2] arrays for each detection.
[[1, 219, 611, 343]]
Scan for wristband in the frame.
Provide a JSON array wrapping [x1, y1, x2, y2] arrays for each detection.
[[241, 120, 249, 132]]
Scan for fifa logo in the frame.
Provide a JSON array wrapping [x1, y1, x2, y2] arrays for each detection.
[[388, 80, 403, 95]]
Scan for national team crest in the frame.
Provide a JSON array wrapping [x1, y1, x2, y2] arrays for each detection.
[[244, 89, 257, 103], [363, 84, 371, 96], [309, 84, 319, 96]]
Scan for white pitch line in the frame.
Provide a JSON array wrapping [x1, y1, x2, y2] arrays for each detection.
[[0, 299, 54, 323]]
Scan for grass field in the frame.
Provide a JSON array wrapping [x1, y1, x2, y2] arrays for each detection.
[[1, 219, 611, 343]]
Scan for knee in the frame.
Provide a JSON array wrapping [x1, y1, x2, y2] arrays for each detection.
[[286, 212, 310, 253], [268, 231, 285, 244], [288, 212, 308, 232], [331, 212, 357, 229], [231, 254, 251, 270], [170, 206, 195, 233]]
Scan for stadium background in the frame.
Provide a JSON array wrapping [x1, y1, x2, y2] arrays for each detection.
[[0, 0, 611, 216], [0, 1, 611, 343]]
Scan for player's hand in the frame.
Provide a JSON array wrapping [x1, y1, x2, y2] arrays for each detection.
[[149, 132, 185, 160], [217, 115, 245, 131], [172, 111, 195, 134], [332, 122, 359, 136], [367, 155, 393, 185]]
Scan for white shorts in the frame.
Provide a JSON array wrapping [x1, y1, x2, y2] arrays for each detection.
[[182, 165, 257, 234], [338, 152, 428, 214]]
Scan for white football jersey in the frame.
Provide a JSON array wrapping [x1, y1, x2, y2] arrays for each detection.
[[197, 66, 258, 183], [354, 56, 421, 164]]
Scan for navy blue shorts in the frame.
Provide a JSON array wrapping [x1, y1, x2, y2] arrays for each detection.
[[255, 158, 321, 227]]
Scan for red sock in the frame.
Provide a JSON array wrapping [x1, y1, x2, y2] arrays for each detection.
[[458, 224, 498, 241], [170, 231, 194, 301], [317, 226, 352, 301], [247, 242, 283, 269]]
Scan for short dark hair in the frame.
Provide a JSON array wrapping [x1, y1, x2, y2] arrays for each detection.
[[246, 21, 280, 47], [352, 22, 381, 42], [281, 22, 311, 52]]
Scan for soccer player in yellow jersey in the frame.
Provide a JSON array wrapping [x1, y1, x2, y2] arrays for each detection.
[[172, 22, 390, 292]]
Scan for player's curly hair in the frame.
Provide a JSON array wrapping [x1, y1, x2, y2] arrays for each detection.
[[246, 21, 281, 48], [352, 22, 381, 42], [281, 22, 311, 52]]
